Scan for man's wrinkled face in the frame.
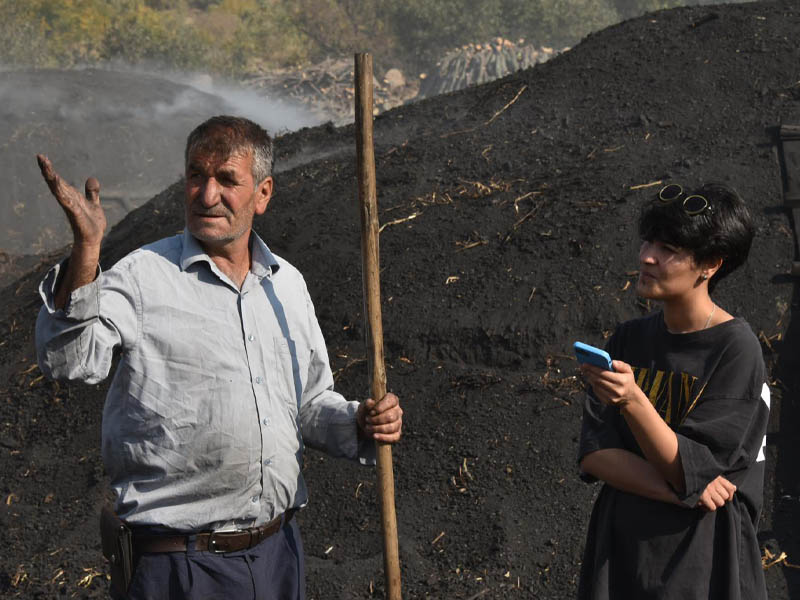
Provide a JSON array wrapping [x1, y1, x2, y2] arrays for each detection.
[[184, 148, 271, 248]]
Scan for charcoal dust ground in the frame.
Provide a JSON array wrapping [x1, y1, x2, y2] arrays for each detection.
[[2, 2, 800, 598]]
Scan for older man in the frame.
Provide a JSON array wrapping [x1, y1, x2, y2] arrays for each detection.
[[35, 115, 402, 600]]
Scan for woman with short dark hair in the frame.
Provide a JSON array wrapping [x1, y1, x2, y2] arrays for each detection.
[[577, 183, 769, 599]]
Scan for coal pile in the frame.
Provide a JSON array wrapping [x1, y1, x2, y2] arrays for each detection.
[[2, 2, 800, 599]]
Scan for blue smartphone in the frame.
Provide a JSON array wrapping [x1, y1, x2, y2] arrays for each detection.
[[574, 341, 614, 371]]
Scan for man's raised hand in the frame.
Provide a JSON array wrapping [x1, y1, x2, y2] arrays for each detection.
[[37, 155, 106, 308], [37, 154, 106, 248]]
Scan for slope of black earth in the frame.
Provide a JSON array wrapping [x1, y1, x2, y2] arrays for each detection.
[[2, 2, 800, 598]]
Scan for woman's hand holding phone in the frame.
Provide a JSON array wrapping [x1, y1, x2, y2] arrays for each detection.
[[574, 342, 614, 371], [575, 342, 642, 409]]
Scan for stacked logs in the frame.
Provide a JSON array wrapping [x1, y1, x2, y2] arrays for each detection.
[[242, 57, 418, 125], [242, 39, 562, 123], [417, 38, 562, 98]]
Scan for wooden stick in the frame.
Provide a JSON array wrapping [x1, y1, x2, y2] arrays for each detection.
[[354, 52, 402, 600]]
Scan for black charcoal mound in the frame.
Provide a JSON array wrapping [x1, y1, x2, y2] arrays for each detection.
[[1, 3, 799, 598]]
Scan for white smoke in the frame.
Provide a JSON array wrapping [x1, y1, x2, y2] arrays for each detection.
[[0, 64, 330, 256], [178, 72, 324, 135]]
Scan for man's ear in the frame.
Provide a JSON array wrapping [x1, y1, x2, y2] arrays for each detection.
[[254, 176, 273, 215]]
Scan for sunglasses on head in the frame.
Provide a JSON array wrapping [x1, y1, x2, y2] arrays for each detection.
[[658, 184, 713, 216]]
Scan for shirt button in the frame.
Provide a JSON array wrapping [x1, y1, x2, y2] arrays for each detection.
[[262, 418, 270, 426], [248, 334, 255, 342], [255, 376, 263, 384], [251, 496, 259, 503], [264, 458, 272, 466]]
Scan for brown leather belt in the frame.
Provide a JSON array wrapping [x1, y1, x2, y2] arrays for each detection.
[[132, 509, 296, 554]]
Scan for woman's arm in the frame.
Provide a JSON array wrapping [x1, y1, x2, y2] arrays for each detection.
[[581, 360, 685, 493], [581, 448, 682, 505]]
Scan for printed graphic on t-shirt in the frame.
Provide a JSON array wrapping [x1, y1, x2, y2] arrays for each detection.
[[632, 366, 706, 426], [757, 382, 770, 462]]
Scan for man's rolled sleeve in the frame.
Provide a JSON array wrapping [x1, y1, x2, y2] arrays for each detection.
[[300, 395, 375, 465], [297, 288, 375, 464], [35, 259, 138, 385], [298, 346, 376, 463]]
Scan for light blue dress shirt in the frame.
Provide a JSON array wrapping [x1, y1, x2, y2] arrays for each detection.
[[36, 230, 372, 531]]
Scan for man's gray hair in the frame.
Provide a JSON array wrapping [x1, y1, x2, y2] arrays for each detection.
[[185, 116, 274, 184]]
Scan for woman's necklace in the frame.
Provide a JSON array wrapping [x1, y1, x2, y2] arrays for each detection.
[[667, 303, 717, 334], [702, 303, 717, 330]]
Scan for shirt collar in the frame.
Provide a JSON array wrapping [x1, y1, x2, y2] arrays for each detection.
[[249, 232, 281, 278], [179, 230, 280, 278]]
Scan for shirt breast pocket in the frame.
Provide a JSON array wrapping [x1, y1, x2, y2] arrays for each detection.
[[268, 336, 308, 414]]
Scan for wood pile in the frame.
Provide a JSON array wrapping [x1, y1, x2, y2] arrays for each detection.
[[418, 38, 562, 98], [242, 40, 562, 123], [242, 57, 418, 125]]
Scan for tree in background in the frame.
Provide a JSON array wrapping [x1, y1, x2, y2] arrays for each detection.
[[100, 2, 209, 69], [0, 1, 53, 67], [0, 0, 113, 67], [0, 0, 719, 76], [217, 0, 311, 72], [610, 0, 686, 19], [383, 0, 622, 70], [380, 0, 506, 71]]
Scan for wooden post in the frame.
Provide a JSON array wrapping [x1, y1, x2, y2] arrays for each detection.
[[354, 52, 402, 600]]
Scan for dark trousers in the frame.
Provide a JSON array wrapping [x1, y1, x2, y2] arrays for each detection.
[[114, 520, 305, 600]]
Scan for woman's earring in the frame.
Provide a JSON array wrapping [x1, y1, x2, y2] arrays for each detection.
[[702, 273, 709, 280]]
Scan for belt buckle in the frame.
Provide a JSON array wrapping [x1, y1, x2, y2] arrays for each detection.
[[207, 531, 230, 554]]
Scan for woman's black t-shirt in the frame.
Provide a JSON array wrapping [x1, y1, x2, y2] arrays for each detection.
[[578, 312, 770, 600]]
